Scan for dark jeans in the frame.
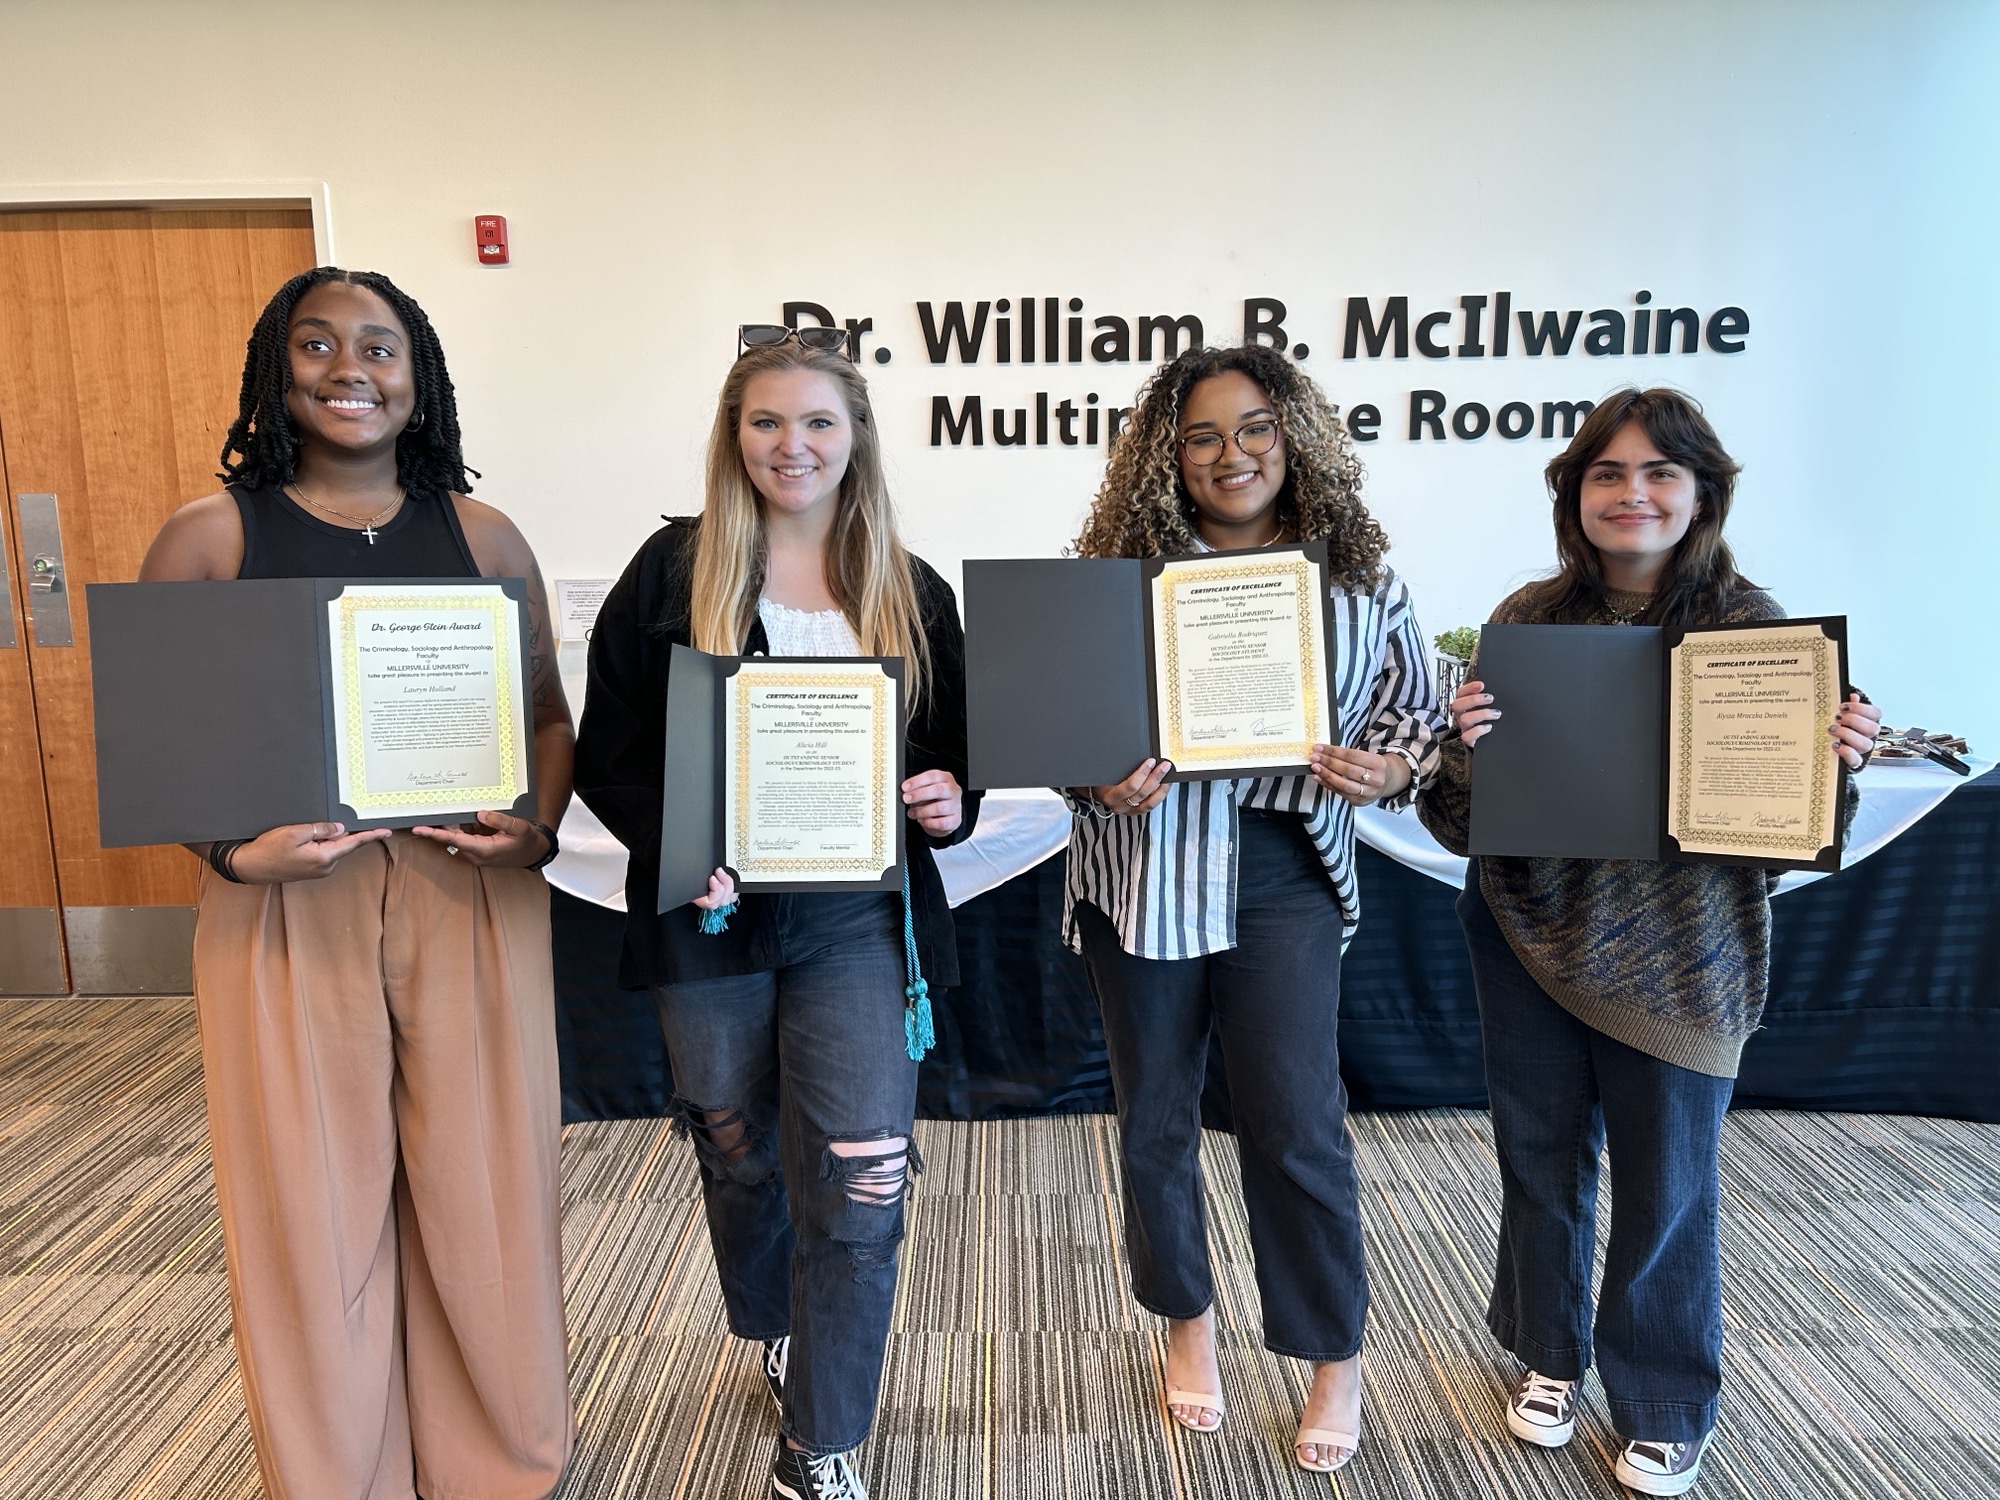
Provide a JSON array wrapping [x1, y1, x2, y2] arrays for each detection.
[[1458, 877, 1732, 1442], [1076, 807, 1368, 1361], [650, 891, 916, 1456]]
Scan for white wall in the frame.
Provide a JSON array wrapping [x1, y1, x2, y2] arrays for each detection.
[[4, 0, 1995, 748]]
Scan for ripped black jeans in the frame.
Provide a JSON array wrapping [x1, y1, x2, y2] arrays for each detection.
[[650, 890, 918, 1455]]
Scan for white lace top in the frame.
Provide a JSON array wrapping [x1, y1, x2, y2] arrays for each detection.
[[757, 597, 861, 656]]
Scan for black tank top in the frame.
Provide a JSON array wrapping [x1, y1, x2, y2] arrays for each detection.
[[231, 483, 480, 580]]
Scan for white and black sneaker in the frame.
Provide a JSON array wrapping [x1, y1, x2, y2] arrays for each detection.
[[760, 1336, 790, 1410], [1505, 1369, 1577, 1447], [1614, 1431, 1711, 1496], [770, 1438, 867, 1500]]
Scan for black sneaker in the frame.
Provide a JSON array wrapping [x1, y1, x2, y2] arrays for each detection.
[[760, 1336, 790, 1410], [1614, 1431, 1711, 1496], [1505, 1369, 1577, 1447], [770, 1438, 868, 1500]]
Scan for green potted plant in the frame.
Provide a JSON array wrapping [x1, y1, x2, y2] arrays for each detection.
[[1434, 626, 1479, 702]]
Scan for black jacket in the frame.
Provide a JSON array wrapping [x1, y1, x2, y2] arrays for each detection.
[[574, 517, 981, 990]]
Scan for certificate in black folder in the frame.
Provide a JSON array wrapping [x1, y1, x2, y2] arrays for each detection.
[[659, 646, 904, 910], [1468, 616, 1849, 872], [88, 578, 536, 847], [963, 540, 1334, 789]]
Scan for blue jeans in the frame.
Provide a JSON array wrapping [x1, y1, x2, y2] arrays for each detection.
[[1459, 877, 1731, 1442], [1077, 807, 1368, 1361], [650, 891, 916, 1456]]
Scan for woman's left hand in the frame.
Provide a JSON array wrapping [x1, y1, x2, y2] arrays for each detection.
[[409, 810, 552, 867], [1831, 691, 1881, 770], [902, 769, 964, 838], [1311, 744, 1412, 807]]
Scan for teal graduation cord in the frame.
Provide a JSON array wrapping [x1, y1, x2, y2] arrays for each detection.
[[901, 863, 933, 1061], [693, 870, 933, 1061]]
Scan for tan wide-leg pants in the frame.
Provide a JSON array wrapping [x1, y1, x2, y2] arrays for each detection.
[[193, 832, 575, 1500]]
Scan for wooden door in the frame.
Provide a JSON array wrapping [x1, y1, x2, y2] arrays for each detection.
[[0, 208, 317, 994]]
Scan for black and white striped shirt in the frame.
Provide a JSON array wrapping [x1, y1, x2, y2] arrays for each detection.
[[1062, 564, 1444, 960]]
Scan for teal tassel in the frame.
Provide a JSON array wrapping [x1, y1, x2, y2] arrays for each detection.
[[903, 977, 934, 1061], [900, 866, 935, 1061], [696, 899, 737, 935]]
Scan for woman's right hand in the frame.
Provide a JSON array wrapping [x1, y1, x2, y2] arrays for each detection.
[[1087, 758, 1173, 816], [1451, 679, 1502, 747], [693, 867, 738, 910], [223, 823, 392, 884]]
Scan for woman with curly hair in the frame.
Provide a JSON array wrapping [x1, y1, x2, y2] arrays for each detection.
[[1066, 343, 1444, 1474]]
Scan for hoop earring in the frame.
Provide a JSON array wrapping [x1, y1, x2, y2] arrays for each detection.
[[406, 409, 426, 432]]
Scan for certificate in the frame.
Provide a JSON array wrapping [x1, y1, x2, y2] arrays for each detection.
[[1665, 620, 1843, 862], [1466, 615, 1849, 872], [1150, 551, 1331, 769], [326, 584, 530, 822], [657, 647, 905, 908], [86, 577, 539, 847], [961, 540, 1337, 789], [723, 660, 897, 882]]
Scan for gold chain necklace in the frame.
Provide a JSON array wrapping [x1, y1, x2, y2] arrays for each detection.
[[289, 480, 406, 545]]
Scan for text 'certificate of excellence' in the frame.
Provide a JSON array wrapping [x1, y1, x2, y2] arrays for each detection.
[[326, 583, 531, 822], [1149, 548, 1331, 772], [723, 660, 898, 885], [1666, 619, 1844, 863]]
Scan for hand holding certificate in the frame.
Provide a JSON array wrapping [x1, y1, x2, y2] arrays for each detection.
[[658, 647, 904, 910], [88, 578, 537, 847], [963, 541, 1335, 789], [1466, 615, 1853, 871]]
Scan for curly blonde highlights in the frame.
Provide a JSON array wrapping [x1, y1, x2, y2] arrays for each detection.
[[1072, 344, 1389, 588]]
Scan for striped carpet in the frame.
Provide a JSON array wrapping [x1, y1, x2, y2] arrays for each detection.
[[3, 997, 1998, 1498]]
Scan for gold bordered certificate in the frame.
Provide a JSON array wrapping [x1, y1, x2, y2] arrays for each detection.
[[722, 659, 898, 883], [1148, 548, 1331, 770], [1666, 619, 1843, 861], [325, 582, 530, 821]]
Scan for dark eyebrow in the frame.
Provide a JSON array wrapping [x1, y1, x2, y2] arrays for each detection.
[[1181, 406, 1277, 432], [291, 317, 403, 341], [747, 407, 841, 420]]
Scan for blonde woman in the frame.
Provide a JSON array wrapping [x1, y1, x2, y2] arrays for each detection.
[[575, 334, 976, 1500], [1067, 344, 1444, 1474]]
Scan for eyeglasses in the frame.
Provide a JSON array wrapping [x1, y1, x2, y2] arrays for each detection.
[[738, 324, 854, 359], [1179, 418, 1282, 465]]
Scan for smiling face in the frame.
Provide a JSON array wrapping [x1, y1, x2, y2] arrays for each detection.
[[1177, 369, 1288, 546], [281, 281, 416, 461], [1578, 419, 1702, 590], [737, 368, 855, 519]]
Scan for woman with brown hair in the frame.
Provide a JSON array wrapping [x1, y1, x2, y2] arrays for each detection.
[[1419, 387, 1878, 1496], [1066, 342, 1444, 1474], [575, 333, 977, 1500]]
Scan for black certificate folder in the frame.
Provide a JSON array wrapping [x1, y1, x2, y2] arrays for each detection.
[[964, 540, 1334, 789], [1468, 616, 1849, 872], [659, 647, 907, 911], [89, 578, 537, 847]]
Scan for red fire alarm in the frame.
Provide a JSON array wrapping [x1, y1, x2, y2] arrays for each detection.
[[475, 215, 509, 266]]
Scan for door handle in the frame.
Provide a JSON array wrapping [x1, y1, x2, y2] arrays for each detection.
[[0, 521, 15, 649], [16, 494, 74, 646]]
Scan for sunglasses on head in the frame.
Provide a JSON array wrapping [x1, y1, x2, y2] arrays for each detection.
[[738, 324, 855, 359]]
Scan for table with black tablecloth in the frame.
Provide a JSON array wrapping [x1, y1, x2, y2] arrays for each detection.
[[550, 767, 2000, 1127]]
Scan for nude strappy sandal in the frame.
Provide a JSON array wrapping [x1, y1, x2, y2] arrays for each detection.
[[1165, 1388, 1226, 1432], [1295, 1424, 1359, 1473]]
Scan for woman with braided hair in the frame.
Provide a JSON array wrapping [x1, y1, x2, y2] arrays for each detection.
[[139, 268, 575, 1500], [1065, 343, 1443, 1475]]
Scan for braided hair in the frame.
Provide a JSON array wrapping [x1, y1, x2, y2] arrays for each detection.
[[217, 267, 474, 495], [1073, 343, 1388, 589]]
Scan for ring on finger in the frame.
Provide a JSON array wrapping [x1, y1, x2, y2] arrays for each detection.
[[447, 846, 460, 857]]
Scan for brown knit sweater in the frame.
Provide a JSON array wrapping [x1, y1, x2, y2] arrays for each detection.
[[1419, 584, 1854, 1078]]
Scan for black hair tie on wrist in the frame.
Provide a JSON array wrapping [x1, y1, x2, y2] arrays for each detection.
[[207, 838, 249, 884], [525, 820, 560, 871]]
